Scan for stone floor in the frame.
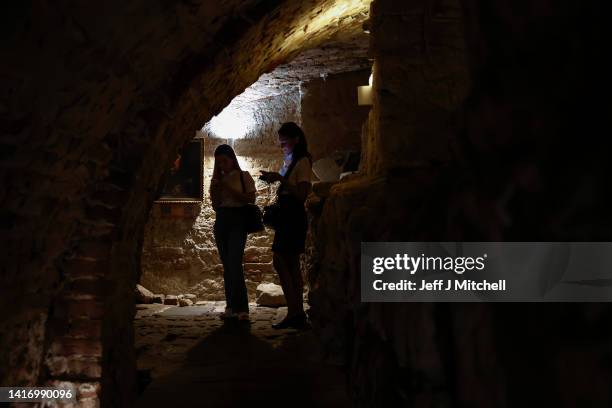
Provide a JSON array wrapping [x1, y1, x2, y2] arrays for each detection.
[[135, 302, 350, 407]]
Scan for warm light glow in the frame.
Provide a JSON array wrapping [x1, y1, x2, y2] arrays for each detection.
[[236, 155, 252, 172], [358, 70, 374, 105], [282, 0, 370, 50], [203, 105, 255, 139], [203, 0, 372, 138], [357, 85, 372, 105]]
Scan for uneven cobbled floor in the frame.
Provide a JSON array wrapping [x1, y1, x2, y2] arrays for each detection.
[[135, 302, 349, 407]]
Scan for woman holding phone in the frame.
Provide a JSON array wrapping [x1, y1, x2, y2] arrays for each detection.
[[210, 144, 257, 321], [260, 122, 312, 329]]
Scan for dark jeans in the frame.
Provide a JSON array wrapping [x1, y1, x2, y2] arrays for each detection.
[[214, 207, 248, 313]]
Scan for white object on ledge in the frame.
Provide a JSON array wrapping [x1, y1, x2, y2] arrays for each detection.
[[339, 171, 358, 180], [312, 157, 342, 182]]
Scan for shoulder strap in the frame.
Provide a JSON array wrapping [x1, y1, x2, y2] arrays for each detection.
[[283, 155, 311, 181], [278, 158, 301, 196], [283, 157, 300, 180]]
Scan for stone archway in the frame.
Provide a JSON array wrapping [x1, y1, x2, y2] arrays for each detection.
[[1, 1, 371, 405], [4, 0, 611, 406]]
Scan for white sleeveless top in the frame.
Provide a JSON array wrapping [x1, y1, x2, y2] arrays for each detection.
[[217, 170, 256, 207], [279, 156, 312, 195]]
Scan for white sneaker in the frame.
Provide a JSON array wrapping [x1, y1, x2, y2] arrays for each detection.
[[220, 307, 238, 320]]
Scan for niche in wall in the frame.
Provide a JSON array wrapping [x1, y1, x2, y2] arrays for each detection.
[[156, 138, 204, 204]]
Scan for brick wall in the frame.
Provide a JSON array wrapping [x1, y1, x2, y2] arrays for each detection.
[[140, 92, 301, 301], [140, 70, 374, 302], [3, 0, 610, 407], [0, 1, 370, 405], [300, 70, 372, 162]]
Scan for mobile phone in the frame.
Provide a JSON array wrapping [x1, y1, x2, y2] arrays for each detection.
[[259, 171, 271, 182]]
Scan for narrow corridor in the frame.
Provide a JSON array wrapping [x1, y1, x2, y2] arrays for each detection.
[[3, 1, 611, 406]]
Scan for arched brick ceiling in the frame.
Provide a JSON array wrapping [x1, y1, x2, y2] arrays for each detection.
[[202, 25, 370, 139], [0, 0, 371, 387], [1, 0, 370, 258], [204, 31, 371, 133], [119, 0, 372, 245]]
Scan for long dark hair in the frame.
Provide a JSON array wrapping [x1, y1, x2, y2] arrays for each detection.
[[212, 144, 241, 181], [278, 122, 311, 177]]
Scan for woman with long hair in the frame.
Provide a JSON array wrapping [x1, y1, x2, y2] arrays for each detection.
[[260, 122, 312, 329], [210, 144, 256, 321]]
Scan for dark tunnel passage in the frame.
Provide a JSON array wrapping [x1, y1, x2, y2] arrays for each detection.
[[1, 0, 612, 407]]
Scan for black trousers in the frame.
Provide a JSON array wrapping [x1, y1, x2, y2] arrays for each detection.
[[214, 207, 248, 313]]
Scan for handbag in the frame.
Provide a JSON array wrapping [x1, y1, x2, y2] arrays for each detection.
[[239, 171, 265, 233], [262, 202, 281, 229]]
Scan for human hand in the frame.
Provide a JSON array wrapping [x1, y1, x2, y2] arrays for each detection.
[[260, 171, 282, 183]]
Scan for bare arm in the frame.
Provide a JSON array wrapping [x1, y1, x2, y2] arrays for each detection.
[[260, 171, 310, 202], [209, 180, 222, 208]]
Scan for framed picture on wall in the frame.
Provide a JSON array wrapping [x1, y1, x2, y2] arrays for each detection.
[[155, 138, 204, 203]]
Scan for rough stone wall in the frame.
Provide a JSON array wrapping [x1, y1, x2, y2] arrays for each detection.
[[140, 91, 300, 301], [4, 0, 608, 406], [140, 68, 374, 301], [0, 0, 370, 405], [360, 0, 469, 175], [300, 70, 372, 161], [308, 0, 612, 407]]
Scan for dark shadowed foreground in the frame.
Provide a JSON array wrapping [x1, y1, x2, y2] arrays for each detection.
[[135, 303, 349, 407]]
